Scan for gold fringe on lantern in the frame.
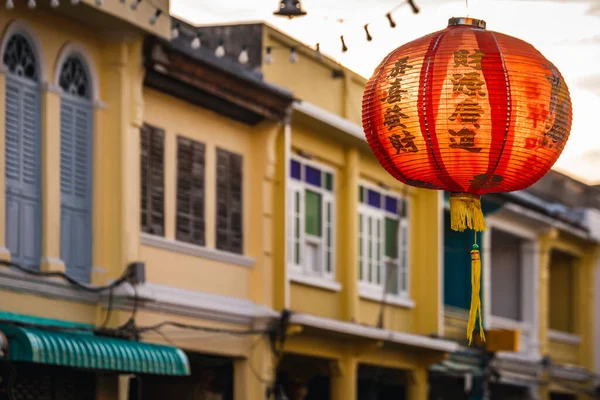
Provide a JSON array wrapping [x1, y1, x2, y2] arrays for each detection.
[[449, 193, 487, 232], [467, 243, 485, 345]]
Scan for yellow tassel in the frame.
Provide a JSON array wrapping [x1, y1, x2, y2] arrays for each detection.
[[467, 246, 485, 345], [449, 193, 487, 232]]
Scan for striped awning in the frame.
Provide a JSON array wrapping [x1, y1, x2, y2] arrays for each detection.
[[0, 323, 190, 376]]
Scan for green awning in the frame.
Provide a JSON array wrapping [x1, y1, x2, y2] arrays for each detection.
[[0, 323, 190, 376]]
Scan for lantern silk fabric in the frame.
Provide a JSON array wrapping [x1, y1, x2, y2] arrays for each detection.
[[362, 18, 572, 200], [362, 18, 572, 344]]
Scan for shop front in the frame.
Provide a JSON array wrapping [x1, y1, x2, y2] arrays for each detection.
[[0, 312, 190, 400]]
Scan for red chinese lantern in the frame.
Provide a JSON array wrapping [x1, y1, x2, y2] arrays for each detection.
[[362, 17, 572, 343]]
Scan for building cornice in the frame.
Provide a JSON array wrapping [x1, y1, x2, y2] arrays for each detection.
[[143, 36, 294, 125], [290, 313, 459, 353], [293, 100, 365, 143], [109, 283, 278, 326], [0, 268, 99, 304]]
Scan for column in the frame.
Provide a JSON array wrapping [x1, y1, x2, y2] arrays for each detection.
[[576, 247, 598, 370], [537, 381, 550, 400], [39, 82, 65, 272], [411, 188, 442, 335], [537, 228, 557, 355], [330, 357, 357, 400], [235, 338, 271, 400], [96, 374, 119, 400], [0, 66, 10, 260], [249, 121, 284, 308], [594, 247, 600, 376], [340, 147, 359, 322], [406, 366, 429, 400], [91, 37, 143, 285], [124, 39, 144, 267], [234, 358, 268, 400], [272, 117, 291, 311]]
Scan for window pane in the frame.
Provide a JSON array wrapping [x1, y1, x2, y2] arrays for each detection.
[[294, 192, 300, 239], [305, 165, 322, 187], [326, 250, 331, 273], [376, 219, 381, 284], [359, 186, 364, 203], [385, 196, 398, 214], [368, 217, 372, 282], [367, 189, 381, 208], [291, 160, 301, 180], [400, 198, 408, 218], [305, 190, 322, 236], [385, 218, 399, 258], [385, 261, 399, 294], [325, 172, 333, 191], [306, 242, 320, 273]]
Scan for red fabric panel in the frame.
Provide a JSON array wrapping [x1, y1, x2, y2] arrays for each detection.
[[362, 21, 572, 195]]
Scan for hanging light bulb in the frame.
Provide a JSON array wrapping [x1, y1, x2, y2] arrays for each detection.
[[363, 24, 373, 42], [289, 47, 298, 64], [215, 41, 225, 58], [386, 12, 396, 28], [130, 0, 141, 10], [6, 0, 14, 9], [264, 47, 273, 65], [171, 23, 180, 40], [407, 0, 420, 14], [149, 9, 162, 25], [71, 0, 80, 4], [315, 43, 321, 59], [340, 35, 348, 53], [27, 0, 36, 8], [191, 32, 201, 49], [95, 0, 102, 5], [273, 0, 307, 19], [51, 0, 59, 7], [238, 45, 249, 64]]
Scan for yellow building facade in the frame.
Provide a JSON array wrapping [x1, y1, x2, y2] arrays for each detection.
[[440, 190, 599, 399], [0, 4, 598, 400]]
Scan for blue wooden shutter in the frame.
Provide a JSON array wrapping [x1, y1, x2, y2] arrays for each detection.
[[5, 77, 42, 270], [60, 98, 93, 283]]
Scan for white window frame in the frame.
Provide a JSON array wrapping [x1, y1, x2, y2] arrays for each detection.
[[357, 181, 411, 305], [485, 216, 540, 357], [287, 156, 336, 285]]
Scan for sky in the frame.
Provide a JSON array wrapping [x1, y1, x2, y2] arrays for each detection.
[[171, 0, 600, 185]]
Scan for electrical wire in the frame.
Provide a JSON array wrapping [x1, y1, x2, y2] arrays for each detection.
[[135, 321, 269, 336], [100, 287, 114, 329], [0, 260, 133, 293]]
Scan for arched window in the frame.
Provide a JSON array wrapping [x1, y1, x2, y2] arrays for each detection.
[[58, 55, 93, 283], [3, 33, 42, 270]]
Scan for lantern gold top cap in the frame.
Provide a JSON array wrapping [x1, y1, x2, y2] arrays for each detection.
[[448, 17, 486, 29]]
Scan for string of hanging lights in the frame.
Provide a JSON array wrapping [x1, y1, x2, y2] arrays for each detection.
[[168, 0, 420, 64], [5, 0, 420, 66]]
